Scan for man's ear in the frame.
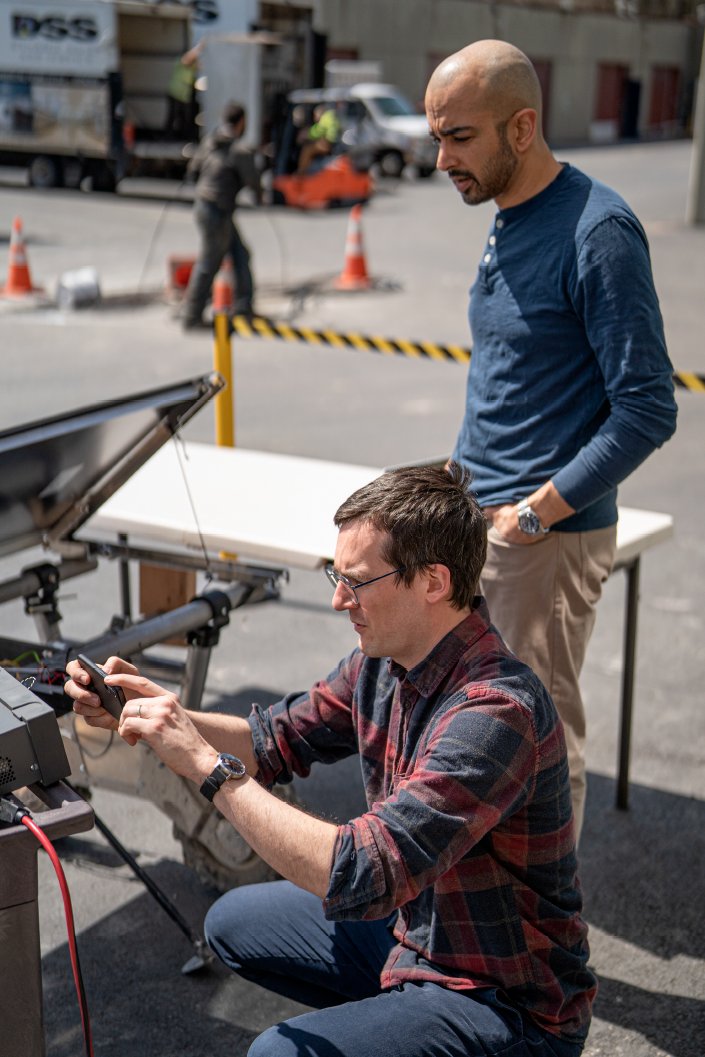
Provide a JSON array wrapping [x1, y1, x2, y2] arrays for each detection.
[[511, 108, 537, 154], [425, 564, 453, 605]]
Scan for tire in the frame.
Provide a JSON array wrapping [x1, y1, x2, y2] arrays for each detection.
[[91, 164, 117, 193], [173, 782, 299, 893], [28, 155, 63, 189], [63, 158, 85, 189], [378, 150, 405, 179]]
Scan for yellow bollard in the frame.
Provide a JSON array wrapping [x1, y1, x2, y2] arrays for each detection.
[[213, 311, 234, 447], [212, 311, 238, 559]]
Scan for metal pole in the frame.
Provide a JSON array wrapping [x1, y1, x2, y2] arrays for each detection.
[[213, 312, 234, 446], [118, 532, 132, 620], [0, 558, 98, 606], [66, 582, 254, 663], [686, 25, 705, 225], [180, 643, 215, 711]]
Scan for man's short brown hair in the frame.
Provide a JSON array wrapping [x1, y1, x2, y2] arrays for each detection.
[[334, 462, 486, 610]]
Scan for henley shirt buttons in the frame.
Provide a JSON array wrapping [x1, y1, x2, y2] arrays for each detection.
[[489, 235, 496, 246], [483, 253, 492, 263], [496, 218, 505, 229]]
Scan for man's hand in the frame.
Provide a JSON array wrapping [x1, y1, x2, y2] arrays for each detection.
[[486, 503, 540, 545], [66, 657, 217, 771], [65, 655, 136, 735], [485, 481, 575, 543], [110, 672, 217, 782]]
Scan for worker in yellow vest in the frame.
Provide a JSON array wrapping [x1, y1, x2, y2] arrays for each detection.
[[165, 42, 201, 141]]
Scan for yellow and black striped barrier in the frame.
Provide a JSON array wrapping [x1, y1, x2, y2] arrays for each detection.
[[673, 370, 705, 392], [229, 314, 471, 364], [221, 313, 705, 392]]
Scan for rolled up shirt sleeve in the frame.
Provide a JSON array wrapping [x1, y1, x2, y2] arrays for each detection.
[[248, 653, 362, 788], [323, 689, 540, 921]]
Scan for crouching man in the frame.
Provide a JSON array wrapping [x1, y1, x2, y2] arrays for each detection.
[[65, 463, 596, 1057]]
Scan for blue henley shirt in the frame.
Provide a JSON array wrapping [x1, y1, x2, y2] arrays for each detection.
[[452, 164, 677, 531]]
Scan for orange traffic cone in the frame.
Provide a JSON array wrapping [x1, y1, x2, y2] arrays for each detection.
[[334, 204, 372, 290], [212, 255, 234, 313], [2, 217, 42, 298]]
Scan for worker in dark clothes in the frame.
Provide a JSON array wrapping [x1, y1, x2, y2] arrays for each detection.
[[182, 101, 256, 328]]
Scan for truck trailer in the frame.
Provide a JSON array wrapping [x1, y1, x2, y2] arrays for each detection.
[[0, 0, 193, 189]]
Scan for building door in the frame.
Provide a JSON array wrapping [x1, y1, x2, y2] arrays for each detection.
[[595, 63, 628, 123], [649, 66, 681, 134], [593, 63, 630, 140]]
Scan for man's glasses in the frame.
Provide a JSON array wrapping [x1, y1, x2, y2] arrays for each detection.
[[324, 563, 406, 606]]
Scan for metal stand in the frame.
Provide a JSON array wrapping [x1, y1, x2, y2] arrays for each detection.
[[0, 782, 94, 1057], [0, 554, 283, 717]]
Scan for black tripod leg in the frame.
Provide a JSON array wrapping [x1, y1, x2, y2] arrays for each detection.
[[67, 784, 214, 974]]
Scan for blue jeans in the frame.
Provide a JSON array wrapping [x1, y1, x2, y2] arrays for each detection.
[[204, 881, 586, 1057], [183, 198, 254, 322]]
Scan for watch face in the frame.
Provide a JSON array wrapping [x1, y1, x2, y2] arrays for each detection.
[[219, 753, 247, 779], [519, 509, 541, 535]]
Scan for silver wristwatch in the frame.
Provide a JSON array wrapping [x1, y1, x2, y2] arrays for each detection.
[[516, 499, 549, 536], [199, 752, 247, 802]]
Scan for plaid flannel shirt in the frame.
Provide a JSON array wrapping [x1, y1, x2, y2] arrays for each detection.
[[249, 598, 596, 1041]]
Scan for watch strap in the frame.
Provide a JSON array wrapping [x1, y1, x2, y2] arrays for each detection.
[[199, 754, 247, 802], [199, 773, 224, 802]]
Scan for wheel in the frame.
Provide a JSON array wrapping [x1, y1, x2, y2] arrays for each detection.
[[28, 155, 63, 188], [91, 164, 117, 193], [173, 782, 300, 892], [62, 158, 85, 189], [378, 150, 405, 179]]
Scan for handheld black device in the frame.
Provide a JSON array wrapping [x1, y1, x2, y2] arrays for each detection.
[[76, 654, 126, 721]]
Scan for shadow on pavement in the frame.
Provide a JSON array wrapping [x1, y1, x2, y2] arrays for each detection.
[[581, 772, 704, 960], [41, 769, 704, 1056], [581, 772, 705, 1055], [593, 976, 705, 1057], [41, 859, 270, 1057]]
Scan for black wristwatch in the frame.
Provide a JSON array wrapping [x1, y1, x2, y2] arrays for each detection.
[[516, 499, 549, 536], [199, 752, 247, 802]]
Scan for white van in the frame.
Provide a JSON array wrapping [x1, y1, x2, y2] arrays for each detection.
[[343, 82, 437, 178]]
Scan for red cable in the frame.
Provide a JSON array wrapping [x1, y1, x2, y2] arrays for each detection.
[[21, 815, 95, 1057]]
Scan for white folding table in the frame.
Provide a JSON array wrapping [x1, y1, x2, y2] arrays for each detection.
[[83, 440, 674, 809]]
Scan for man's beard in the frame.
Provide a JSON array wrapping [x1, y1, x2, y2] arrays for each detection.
[[453, 126, 518, 205]]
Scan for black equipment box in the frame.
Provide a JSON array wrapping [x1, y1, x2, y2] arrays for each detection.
[[0, 666, 70, 794]]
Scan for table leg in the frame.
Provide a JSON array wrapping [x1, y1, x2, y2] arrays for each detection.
[[617, 557, 641, 810]]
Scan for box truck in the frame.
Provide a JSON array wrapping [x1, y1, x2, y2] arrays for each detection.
[[0, 0, 192, 189]]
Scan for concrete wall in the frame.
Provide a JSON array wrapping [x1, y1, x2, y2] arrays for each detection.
[[314, 0, 696, 143]]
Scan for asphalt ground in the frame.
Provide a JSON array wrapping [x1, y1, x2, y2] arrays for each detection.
[[0, 140, 703, 1056]]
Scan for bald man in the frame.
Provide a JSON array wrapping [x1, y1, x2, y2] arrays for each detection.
[[426, 41, 677, 836]]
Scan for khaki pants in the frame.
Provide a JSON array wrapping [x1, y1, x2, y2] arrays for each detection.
[[481, 523, 617, 839]]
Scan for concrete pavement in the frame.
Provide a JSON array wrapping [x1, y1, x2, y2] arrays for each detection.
[[0, 140, 703, 1056]]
